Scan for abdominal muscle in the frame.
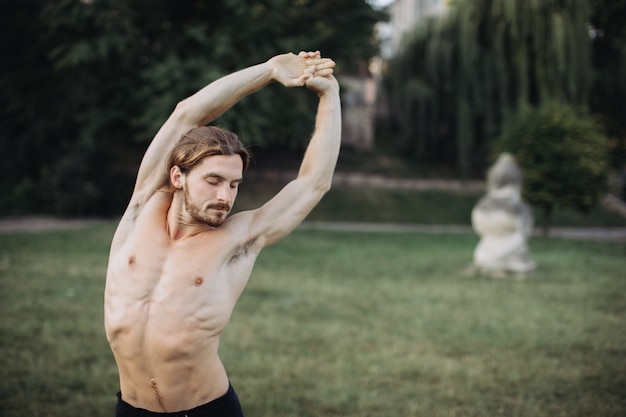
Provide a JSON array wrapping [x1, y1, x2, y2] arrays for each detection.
[[106, 288, 233, 413]]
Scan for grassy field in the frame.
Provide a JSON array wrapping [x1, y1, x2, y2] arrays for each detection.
[[0, 223, 624, 417]]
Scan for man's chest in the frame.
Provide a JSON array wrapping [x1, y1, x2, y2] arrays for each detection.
[[106, 240, 243, 339], [109, 227, 257, 309], [113, 235, 221, 293]]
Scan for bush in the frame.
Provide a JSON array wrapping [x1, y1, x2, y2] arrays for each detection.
[[492, 102, 608, 234]]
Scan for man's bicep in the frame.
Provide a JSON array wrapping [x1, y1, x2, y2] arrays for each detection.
[[250, 179, 325, 247], [134, 111, 193, 196]]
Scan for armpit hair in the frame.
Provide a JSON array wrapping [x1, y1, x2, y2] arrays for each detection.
[[228, 238, 258, 264], [128, 202, 141, 222]]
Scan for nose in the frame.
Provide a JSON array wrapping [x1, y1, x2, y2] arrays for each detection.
[[217, 183, 235, 204]]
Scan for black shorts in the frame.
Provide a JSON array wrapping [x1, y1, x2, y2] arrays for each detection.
[[115, 383, 245, 417]]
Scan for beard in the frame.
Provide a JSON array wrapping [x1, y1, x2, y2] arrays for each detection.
[[184, 187, 231, 227]]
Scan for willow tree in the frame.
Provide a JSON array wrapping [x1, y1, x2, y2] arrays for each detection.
[[384, 0, 592, 178]]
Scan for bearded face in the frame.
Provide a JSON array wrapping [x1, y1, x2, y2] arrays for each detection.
[[183, 184, 231, 227], [178, 155, 243, 228]]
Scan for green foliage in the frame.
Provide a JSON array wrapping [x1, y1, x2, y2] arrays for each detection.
[[0, 0, 141, 216], [588, 0, 626, 168], [492, 102, 608, 229], [0, 0, 382, 216], [383, 0, 595, 178], [128, 0, 383, 145]]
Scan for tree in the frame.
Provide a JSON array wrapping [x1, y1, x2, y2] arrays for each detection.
[[588, 0, 626, 171], [492, 102, 608, 235], [0, 0, 141, 216], [129, 0, 382, 147], [0, 0, 383, 216], [383, 0, 593, 179]]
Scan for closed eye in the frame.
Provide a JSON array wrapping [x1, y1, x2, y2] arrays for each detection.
[[203, 173, 242, 188]]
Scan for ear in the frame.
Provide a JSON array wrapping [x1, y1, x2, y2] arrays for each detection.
[[170, 166, 185, 189]]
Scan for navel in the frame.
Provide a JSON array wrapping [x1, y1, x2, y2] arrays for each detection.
[[128, 255, 135, 267], [149, 378, 167, 412], [194, 277, 204, 287]]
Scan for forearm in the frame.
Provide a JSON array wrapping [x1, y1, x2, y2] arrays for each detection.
[[175, 52, 316, 127], [176, 61, 274, 127], [298, 87, 342, 190]]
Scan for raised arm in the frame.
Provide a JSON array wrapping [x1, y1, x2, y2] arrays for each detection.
[[240, 61, 342, 248], [129, 52, 327, 208]]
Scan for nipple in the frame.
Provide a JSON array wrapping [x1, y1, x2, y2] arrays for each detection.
[[194, 277, 203, 286]]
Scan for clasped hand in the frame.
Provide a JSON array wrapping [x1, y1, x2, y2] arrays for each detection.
[[270, 50, 338, 94]]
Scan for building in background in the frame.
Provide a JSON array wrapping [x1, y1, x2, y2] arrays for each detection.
[[387, 0, 449, 55], [343, 0, 450, 149]]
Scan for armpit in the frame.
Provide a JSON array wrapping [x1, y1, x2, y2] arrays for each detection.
[[228, 238, 258, 264], [127, 202, 141, 223]]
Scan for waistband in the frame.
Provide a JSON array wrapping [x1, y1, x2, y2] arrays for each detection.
[[116, 383, 238, 417]]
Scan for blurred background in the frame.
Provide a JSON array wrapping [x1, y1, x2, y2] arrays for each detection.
[[1, 0, 624, 225], [1, 3, 625, 415]]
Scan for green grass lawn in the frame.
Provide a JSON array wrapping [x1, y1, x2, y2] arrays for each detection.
[[1, 224, 624, 417]]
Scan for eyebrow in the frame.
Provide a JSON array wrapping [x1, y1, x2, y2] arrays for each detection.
[[204, 173, 244, 183]]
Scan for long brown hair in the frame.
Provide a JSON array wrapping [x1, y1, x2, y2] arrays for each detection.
[[163, 126, 251, 191]]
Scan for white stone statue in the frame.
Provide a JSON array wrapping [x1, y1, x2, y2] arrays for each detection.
[[470, 153, 536, 277]]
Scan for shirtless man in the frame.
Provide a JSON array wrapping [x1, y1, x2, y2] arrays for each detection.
[[104, 51, 340, 416]]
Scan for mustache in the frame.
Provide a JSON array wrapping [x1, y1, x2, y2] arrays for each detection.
[[207, 203, 231, 211]]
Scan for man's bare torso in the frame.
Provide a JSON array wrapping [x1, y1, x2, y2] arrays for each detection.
[[104, 193, 257, 412]]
